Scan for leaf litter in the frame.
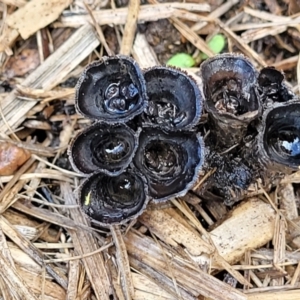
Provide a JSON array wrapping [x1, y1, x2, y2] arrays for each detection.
[[0, 0, 300, 299]]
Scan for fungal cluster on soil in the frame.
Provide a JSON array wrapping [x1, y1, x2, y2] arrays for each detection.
[[69, 54, 300, 226], [69, 56, 204, 226]]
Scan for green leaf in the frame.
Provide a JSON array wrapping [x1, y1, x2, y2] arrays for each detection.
[[201, 34, 226, 60], [167, 53, 195, 68]]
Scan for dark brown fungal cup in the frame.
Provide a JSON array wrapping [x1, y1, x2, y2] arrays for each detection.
[[132, 128, 204, 202], [200, 53, 260, 148], [142, 66, 203, 131], [68, 123, 140, 176], [258, 101, 300, 174], [75, 55, 147, 123], [78, 170, 149, 226]]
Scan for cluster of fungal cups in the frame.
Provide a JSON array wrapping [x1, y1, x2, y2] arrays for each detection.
[[199, 54, 300, 203], [69, 56, 204, 226], [69, 54, 300, 225]]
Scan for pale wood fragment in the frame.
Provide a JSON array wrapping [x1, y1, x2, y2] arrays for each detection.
[[6, 0, 73, 39], [120, 0, 140, 55], [106, 257, 126, 300], [111, 225, 134, 300], [210, 198, 276, 265], [124, 230, 247, 300], [0, 26, 18, 53], [271, 215, 286, 286], [132, 33, 159, 68], [4, 209, 59, 243], [0, 215, 68, 289], [57, 3, 210, 27], [0, 0, 27, 7], [62, 183, 112, 299], [17, 266, 66, 300], [0, 251, 38, 300], [247, 290, 300, 300], [0, 24, 100, 133], [139, 209, 214, 256], [192, 0, 239, 32], [67, 258, 80, 300], [132, 273, 176, 300]]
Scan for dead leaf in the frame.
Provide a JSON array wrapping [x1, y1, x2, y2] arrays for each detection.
[[0, 142, 31, 176], [5, 49, 40, 78]]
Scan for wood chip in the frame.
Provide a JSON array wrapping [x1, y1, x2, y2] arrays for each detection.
[[139, 208, 214, 256], [6, 0, 73, 39], [209, 198, 276, 265]]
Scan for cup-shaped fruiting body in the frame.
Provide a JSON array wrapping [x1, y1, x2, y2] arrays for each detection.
[[68, 123, 140, 176], [258, 67, 294, 105], [258, 101, 300, 174], [200, 53, 260, 148], [79, 170, 149, 226], [75, 55, 148, 123], [132, 128, 204, 202], [142, 66, 203, 131]]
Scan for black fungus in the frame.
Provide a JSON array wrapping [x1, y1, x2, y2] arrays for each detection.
[[75, 55, 148, 123], [200, 53, 261, 148], [199, 151, 253, 205], [68, 123, 140, 176], [142, 66, 203, 131], [258, 101, 300, 173], [258, 67, 294, 104], [79, 170, 149, 226], [133, 127, 204, 202]]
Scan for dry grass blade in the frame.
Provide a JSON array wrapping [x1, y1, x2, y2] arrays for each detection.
[[120, 0, 140, 55], [0, 157, 35, 202], [170, 17, 214, 57], [12, 201, 77, 229], [62, 182, 112, 299], [0, 215, 67, 289], [84, 1, 113, 56], [217, 20, 267, 67]]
